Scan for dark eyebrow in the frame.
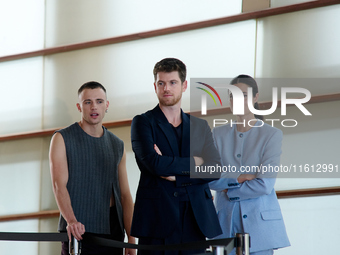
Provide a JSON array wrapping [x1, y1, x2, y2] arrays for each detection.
[[82, 98, 105, 102]]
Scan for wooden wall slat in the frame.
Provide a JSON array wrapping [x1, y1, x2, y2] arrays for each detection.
[[1, 186, 339, 222], [0, 210, 60, 223], [276, 186, 340, 199]]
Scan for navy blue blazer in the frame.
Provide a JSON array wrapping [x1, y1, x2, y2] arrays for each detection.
[[130, 105, 222, 239]]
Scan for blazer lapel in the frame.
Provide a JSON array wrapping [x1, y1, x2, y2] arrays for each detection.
[[153, 105, 180, 156], [181, 110, 190, 157]]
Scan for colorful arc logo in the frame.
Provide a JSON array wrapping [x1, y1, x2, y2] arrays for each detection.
[[196, 82, 223, 106]]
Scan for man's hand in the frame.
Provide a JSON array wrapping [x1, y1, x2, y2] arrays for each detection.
[[237, 174, 256, 184], [125, 248, 136, 255], [194, 156, 204, 166], [154, 144, 162, 156], [161, 176, 176, 181], [125, 236, 136, 255], [66, 221, 85, 241], [154, 144, 176, 182]]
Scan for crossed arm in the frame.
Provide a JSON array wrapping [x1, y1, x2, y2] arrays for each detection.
[[131, 115, 220, 186], [154, 144, 204, 181], [210, 129, 282, 200]]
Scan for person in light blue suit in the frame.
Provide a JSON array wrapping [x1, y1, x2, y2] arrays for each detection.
[[209, 75, 290, 255]]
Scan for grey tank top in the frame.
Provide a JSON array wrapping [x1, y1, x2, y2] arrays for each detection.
[[56, 122, 124, 234]]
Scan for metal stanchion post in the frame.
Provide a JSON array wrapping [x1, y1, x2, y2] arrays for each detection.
[[213, 246, 225, 255], [69, 236, 81, 255], [235, 233, 250, 255]]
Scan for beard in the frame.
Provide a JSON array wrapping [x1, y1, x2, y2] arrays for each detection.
[[158, 92, 182, 107]]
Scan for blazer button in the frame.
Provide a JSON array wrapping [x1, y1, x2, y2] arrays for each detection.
[[239, 133, 243, 138], [230, 197, 240, 201], [243, 215, 247, 219], [173, 192, 178, 197], [237, 154, 241, 158]]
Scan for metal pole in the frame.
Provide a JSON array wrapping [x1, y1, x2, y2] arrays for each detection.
[[69, 236, 81, 255], [235, 233, 250, 255], [213, 246, 225, 255]]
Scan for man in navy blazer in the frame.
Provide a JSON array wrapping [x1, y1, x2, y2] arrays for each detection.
[[130, 58, 222, 254]]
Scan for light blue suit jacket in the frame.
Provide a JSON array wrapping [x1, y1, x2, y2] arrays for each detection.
[[209, 121, 290, 253]]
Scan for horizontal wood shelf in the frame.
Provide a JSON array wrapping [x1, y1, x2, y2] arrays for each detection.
[[1, 0, 339, 63], [0, 210, 60, 223], [276, 186, 340, 199], [0, 119, 133, 142], [1, 92, 339, 142], [1, 186, 339, 222]]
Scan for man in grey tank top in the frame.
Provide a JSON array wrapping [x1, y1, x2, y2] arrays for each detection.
[[49, 82, 136, 255]]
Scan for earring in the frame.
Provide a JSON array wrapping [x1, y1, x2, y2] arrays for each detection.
[[105, 109, 108, 113]]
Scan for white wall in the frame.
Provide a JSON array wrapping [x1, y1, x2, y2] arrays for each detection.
[[43, 19, 257, 128], [0, 0, 44, 56], [256, 5, 340, 78], [0, 57, 44, 135], [45, 0, 242, 46], [276, 195, 340, 254]]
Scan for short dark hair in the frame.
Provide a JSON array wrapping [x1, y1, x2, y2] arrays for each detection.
[[230, 75, 258, 97], [78, 81, 106, 96], [230, 74, 263, 120], [153, 58, 186, 83]]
